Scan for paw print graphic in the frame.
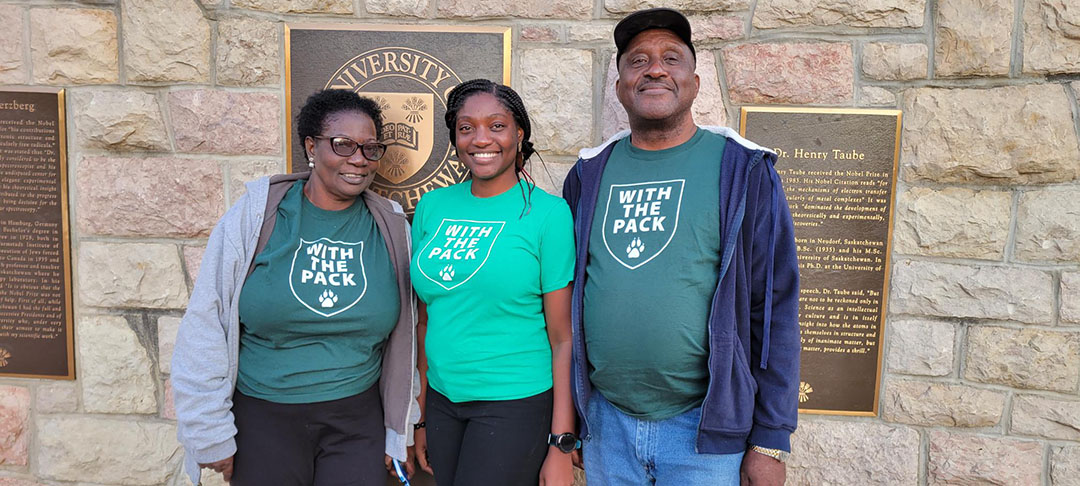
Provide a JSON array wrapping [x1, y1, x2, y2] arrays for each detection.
[[626, 237, 645, 259], [439, 264, 455, 282], [319, 289, 339, 308]]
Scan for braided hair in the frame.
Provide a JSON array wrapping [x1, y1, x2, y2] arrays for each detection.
[[444, 79, 538, 216]]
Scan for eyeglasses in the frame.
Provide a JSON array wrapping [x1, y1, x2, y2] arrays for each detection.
[[312, 136, 387, 161]]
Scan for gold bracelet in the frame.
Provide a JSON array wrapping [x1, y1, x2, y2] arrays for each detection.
[[750, 445, 790, 463]]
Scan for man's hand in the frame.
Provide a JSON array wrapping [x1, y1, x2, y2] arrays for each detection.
[[199, 456, 234, 482], [740, 449, 785, 486], [571, 448, 583, 469]]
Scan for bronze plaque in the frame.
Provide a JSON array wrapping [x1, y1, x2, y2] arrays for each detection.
[[0, 87, 74, 379], [286, 24, 512, 214], [741, 107, 901, 415]]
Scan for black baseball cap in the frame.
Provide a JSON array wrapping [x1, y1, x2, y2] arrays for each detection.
[[614, 8, 695, 63]]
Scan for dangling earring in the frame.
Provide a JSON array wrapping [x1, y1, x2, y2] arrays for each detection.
[[308, 156, 315, 169]]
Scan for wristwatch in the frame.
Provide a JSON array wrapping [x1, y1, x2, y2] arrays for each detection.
[[547, 432, 581, 453], [750, 445, 790, 463]]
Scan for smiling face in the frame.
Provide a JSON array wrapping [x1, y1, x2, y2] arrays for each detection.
[[453, 92, 524, 191], [616, 28, 699, 128], [303, 110, 380, 210]]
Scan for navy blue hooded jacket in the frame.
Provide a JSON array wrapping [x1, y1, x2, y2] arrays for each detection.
[[562, 126, 801, 453]]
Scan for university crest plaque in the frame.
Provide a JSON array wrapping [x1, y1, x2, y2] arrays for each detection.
[[287, 24, 512, 215]]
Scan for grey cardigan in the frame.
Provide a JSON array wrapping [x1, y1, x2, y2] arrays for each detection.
[[171, 173, 419, 484]]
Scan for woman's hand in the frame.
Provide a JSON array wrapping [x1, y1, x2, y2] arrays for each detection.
[[539, 448, 574, 486], [414, 427, 433, 475], [384, 450, 416, 481], [199, 456, 234, 482]]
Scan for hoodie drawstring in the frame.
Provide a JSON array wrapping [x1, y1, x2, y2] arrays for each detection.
[[760, 164, 781, 370]]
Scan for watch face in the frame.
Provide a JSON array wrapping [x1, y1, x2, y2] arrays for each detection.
[[556, 434, 577, 452]]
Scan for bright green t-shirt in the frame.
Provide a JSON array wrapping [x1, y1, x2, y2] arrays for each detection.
[[584, 128, 725, 420], [236, 181, 400, 404], [411, 180, 575, 403]]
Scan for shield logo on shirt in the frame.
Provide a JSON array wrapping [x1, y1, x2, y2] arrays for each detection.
[[601, 179, 684, 270], [416, 219, 505, 291], [289, 238, 368, 318], [369, 92, 434, 184]]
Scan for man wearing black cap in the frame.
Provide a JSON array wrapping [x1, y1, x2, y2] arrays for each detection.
[[562, 7, 800, 485]]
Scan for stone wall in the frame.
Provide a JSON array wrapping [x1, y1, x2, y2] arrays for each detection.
[[0, 0, 1077, 485]]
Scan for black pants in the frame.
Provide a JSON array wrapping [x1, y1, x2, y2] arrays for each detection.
[[425, 388, 552, 486], [231, 387, 385, 486]]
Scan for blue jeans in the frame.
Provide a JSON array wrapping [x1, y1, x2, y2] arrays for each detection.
[[583, 390, 744, 486]]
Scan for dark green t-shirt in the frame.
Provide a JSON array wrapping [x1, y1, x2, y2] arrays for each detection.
[[236, 181, 400, 404], [584, 128, 725, 420], [411, 180, 575, 402]]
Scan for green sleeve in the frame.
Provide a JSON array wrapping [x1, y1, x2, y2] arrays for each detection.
[[539, 201, 575, 293]]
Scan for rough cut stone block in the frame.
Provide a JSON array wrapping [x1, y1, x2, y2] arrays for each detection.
[[520, 49, 593, 155], [890, 260, 1053, 324], [1023, 0, 1080, 74], [568, 24, 613, 42], [183, 245, 207, 284], [605, 0, 750, 13], [71, 89, 170, 152], [754, 0, 925, 28], [35, 417, 180, 484], [602, 53, 727, 140], [0, 386, 30, 466], [691, 15, 744, 41], [158, 316, 181, 375], [34, 382, 78, 413], [367, 0, 431, 17], [1012, 395, 1080, 440], [886, 318, 955, 376], [77, 242, 189, 309], [0, 478, 45, 486], [1052, 445, 1080, 486], [935, 0, 1013, 76], [893, 187, 1011, 259], [531, 160, 573, 196], [0, 6, 26, 84], [862, 43, 928, 80], [77, 156, 224, 237], [230, 159, 281, 202], [78, 315, 157, 414], [901, 85, 1080, 184], [169, 90, 281, 155], [928, 432, 1042, 486], [521, 27, 559, 42], [123, 0, 210, 83], [232, 0, 352, 13], [162, 378, 175, 420], [439, 0, 590, 19], [966, 326, 1080, 392], [882, 379, 1004, 427], [30, 8, 118, 84], [1016, 187, 1080, 262], [788, 420, 919, 485], [723, 43, 853, 105], [217, 17, 280, 87], [1063, 272, 1080, 324], [859, 86, 896, 106]]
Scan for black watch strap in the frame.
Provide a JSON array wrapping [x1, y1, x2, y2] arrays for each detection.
[[547, 433, 581, 453]]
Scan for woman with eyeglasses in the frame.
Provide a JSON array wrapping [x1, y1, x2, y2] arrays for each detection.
[[172, 89, 419, 486]]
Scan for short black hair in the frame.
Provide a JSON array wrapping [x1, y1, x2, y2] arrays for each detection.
[[444, 79, 535, 163], [296, 89, 384, 153]]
